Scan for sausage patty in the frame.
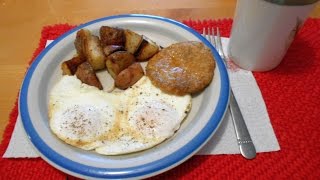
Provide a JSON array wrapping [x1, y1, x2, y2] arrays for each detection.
[[146, 41, 215, 95]]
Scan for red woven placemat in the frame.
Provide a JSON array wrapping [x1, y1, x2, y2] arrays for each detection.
[[1, 18, 320, 179]]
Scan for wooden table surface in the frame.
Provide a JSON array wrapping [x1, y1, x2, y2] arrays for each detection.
[[0, 0, 319, 141]]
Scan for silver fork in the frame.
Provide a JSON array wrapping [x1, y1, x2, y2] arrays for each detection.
[[203, 27, 256, 159]]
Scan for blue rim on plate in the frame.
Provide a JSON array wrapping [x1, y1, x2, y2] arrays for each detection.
[[20, 14, 230, 179]]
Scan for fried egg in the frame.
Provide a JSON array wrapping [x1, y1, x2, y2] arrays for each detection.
[[49, 75, 191, 155]]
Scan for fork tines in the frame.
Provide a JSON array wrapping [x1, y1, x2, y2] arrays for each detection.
[[203, 27, 226, 59]]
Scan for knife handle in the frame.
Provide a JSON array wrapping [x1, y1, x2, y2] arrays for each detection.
[[229, 90, 256, 159]]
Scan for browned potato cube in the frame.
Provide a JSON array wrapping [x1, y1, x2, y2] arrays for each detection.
[[115, 63, 144, 89], [61, 62, 72, 75], [74, 29, 106, 71], [61, 56, 85, 75], [84, 35, 106, 70], [135, 38, 159, 61], [100, 26, 125, 47], [106, 60, 119, 79], [75, 62, 103, 90], [106, 51, 135, 79], [74, 29, 91, 60], [103, 45, 124, 56], [124, 29, 143, 54]]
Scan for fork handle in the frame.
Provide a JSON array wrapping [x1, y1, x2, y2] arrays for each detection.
[[229, 90, 256, 159]]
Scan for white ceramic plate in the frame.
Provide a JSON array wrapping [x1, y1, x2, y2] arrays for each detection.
[[20, 14, 230, 179]]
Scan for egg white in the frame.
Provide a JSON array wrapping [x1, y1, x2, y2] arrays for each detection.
[[49, 76, 119, 150], [49, 75, 191, 155]]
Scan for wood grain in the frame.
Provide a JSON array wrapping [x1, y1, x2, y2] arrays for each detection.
[[0, 0, 319, 141]]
